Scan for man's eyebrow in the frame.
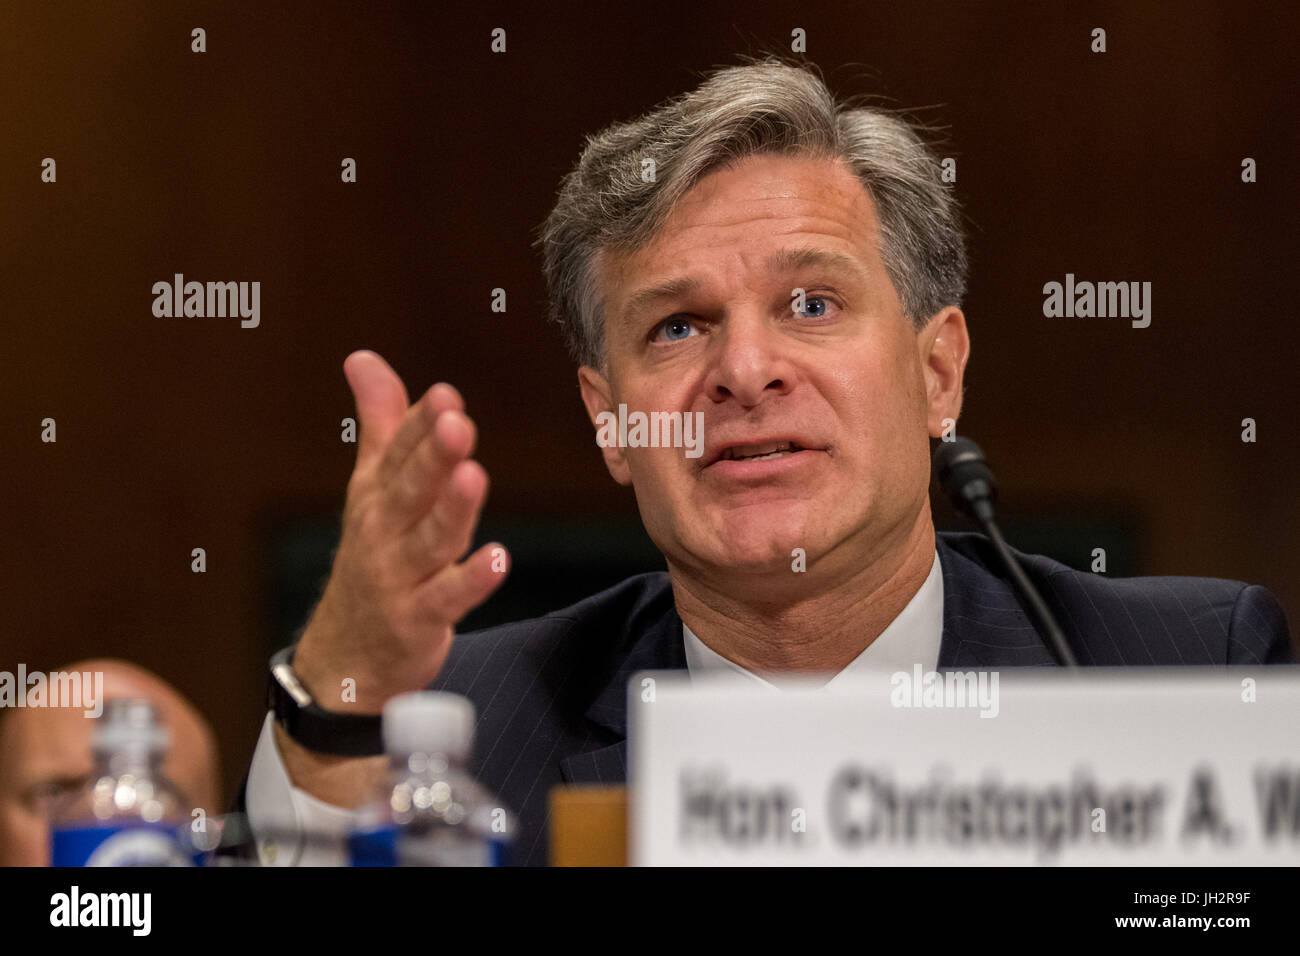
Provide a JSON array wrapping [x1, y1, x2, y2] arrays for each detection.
[[19, 774, 85, 802], [618, 246, 867, 327], [763, 246, 869, 283], [620, 275, 702, 327]]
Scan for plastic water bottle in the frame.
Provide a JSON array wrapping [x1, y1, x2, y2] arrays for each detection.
[[348, 692, 513, 866], [49, 699, 192, 866]]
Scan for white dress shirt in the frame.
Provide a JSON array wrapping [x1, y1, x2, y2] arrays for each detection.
[[244, 550, 944, 864], [682, 550, 944, 688]]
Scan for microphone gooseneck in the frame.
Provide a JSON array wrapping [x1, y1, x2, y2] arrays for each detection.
[[934, 438, 1079, 668]]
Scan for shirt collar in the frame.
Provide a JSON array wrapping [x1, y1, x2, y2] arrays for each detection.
[[681, 550, 943, 690]]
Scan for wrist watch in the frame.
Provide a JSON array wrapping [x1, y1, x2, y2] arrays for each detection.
[[267, 645, 384, 756]]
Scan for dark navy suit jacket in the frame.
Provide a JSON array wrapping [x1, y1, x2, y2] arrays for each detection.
[[426, 531, 1291, 865], [243, 531, 1293, 866]]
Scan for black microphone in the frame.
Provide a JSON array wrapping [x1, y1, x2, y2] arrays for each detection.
[[934, 438, 1078, 667]]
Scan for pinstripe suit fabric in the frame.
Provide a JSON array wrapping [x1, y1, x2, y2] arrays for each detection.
[[426, 531, 1293, 864]]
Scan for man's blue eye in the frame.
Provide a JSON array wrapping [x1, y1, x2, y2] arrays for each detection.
[[658, 318, 696, 341], [799, 296, 828, 318]]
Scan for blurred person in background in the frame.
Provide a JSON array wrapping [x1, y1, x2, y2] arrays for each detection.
[[0, 659, 221, 866]]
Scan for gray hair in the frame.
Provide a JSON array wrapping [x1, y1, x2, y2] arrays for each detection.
[[535, 56, 967, 369]]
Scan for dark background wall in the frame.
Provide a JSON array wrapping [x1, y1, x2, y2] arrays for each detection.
[[2, 0, 1296, 803]]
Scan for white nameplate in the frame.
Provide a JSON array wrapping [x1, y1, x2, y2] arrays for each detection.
[[629, 668, 1300, 865]]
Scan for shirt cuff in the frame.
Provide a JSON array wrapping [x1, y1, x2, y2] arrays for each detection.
[[245, 711, 359, 866]]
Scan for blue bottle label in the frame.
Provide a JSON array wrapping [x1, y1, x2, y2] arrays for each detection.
[[348, 824, 509, 866], [348, 825, 398, 867], [51, 823, 192, 867]]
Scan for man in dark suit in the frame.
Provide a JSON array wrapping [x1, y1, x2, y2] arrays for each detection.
[[418, 532, 1290, 865], [242, 58, 1292, 866]]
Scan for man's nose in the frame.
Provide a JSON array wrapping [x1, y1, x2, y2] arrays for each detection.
[[702, 312, 796, 407]]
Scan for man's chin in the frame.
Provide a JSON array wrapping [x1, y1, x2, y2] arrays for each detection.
[[691, 534, 812, 576]]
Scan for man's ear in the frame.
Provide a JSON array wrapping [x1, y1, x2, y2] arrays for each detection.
[[919, 307, 970, 439], [577, 365, 633, 486]]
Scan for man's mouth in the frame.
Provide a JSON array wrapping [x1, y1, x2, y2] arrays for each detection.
[[717, 440, 805, 462]]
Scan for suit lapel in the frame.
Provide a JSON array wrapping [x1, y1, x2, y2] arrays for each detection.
[[936, 535, 1060, 668], [560, 540, 1060, 784], [558, 739, 629, 786], [560, 585, 686, 784]]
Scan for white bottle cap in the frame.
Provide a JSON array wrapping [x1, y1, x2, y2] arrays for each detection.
[[93, 698, 170, 753], [382, 691, 475, 761]]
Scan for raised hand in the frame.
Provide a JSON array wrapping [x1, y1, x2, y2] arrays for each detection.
[[292, 350, 509, 713]]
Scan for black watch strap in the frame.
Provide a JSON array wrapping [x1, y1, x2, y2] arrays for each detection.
[[267, 646, 385, 756]]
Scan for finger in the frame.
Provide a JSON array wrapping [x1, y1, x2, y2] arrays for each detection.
[[376, 381, 464, 488], [343, 351, 410, 470], [383, 408, 477, 532], [417, 541, 510, 627], [397, 458, 488, 581]]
